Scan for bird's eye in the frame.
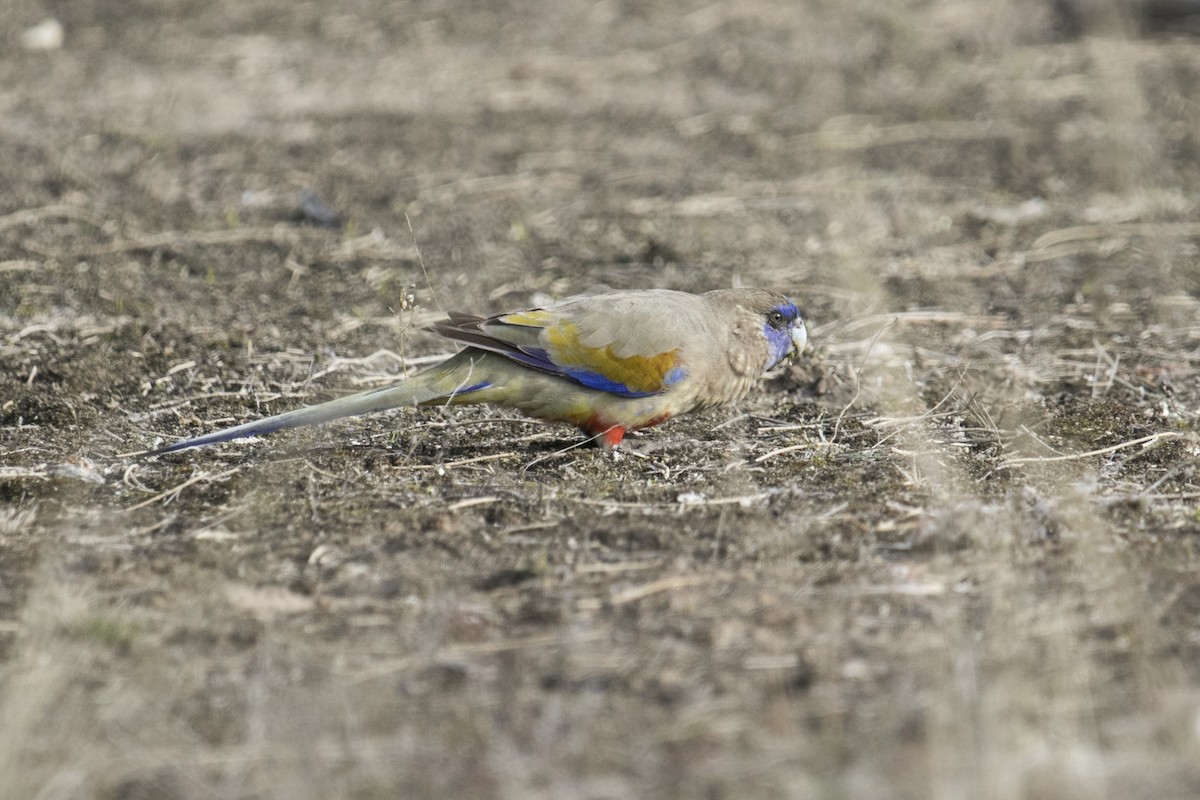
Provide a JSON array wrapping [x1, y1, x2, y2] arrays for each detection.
[[767, 310, 786, 328]]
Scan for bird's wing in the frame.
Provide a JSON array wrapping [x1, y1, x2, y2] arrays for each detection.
[[429, 292, 698, 398]]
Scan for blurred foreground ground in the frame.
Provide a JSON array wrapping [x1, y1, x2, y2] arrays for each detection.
[[4, 1, 1200, 797]]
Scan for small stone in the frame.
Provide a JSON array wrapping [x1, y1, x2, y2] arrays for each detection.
[[21, 18, 64, 51]]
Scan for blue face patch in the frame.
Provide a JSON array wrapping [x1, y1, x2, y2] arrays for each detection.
[[762, 301, 802, 368], [762, 324, 793, 367]]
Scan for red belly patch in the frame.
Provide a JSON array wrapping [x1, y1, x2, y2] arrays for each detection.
[[638, 412, 672, 430], [580, 412, 672, 448]]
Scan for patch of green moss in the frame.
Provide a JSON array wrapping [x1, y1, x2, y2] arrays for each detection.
[[62, 611, 137, 655]]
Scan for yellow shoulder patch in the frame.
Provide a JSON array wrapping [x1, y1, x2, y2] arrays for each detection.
[[546, 320, 680, 394], [498, 309, 554, 328]]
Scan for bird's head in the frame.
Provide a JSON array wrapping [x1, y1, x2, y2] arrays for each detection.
[[761, 298, 807, 368], [703, 288, 808, 374]]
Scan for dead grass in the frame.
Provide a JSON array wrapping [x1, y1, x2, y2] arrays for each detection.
[[3, 0, 1200, 798]]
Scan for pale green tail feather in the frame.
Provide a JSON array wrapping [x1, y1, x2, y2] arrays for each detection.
[[153, 351, 488, 453]]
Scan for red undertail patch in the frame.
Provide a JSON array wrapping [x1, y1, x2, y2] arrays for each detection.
[[599, 426, 626, 448], [580, 415, 625, 448], [580, 411, 673, 448]]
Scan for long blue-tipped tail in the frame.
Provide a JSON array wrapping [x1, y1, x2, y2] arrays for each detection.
[[150, 382, 421, 454], [150, 352, 488, 454]]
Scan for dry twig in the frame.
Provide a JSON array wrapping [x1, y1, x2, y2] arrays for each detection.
[[126, 466, 241, 511], [1002, 432, 1187, 467]]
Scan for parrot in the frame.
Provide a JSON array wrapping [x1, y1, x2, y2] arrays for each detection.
[[153, 287, 807, 453]]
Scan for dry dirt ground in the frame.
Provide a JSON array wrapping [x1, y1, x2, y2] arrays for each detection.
[[4, 1, 1200, 798]]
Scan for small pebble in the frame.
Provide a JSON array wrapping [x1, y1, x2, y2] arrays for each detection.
[[21, 18, 64, 51]]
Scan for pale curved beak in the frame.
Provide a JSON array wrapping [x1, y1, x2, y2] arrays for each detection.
[[791, 322, 808, 355]]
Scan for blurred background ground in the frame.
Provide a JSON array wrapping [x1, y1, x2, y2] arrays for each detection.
[[4, 0, 1200, 798]]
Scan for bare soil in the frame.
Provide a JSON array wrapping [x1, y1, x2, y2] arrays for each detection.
[[4, 1, 1200, 798]]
